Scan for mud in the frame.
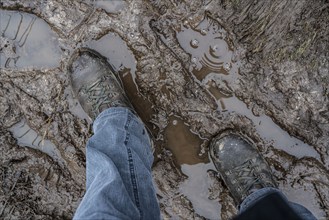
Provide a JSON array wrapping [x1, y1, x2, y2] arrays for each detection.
[[1, 0, 328, 219], [0, 10, 62, 69]]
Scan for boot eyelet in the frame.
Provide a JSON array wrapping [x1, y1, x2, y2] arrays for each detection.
[[259, 173, 266, 179], [225, 171, 232, 176]]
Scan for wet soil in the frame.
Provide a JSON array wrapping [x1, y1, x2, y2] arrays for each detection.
[[1, 0, 329, 219]]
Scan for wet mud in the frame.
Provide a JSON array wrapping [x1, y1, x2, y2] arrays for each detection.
[[0, 10, 62, 69], [1, 0, 329, 219]]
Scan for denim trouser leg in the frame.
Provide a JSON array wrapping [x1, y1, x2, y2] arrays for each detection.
[[74, 107, 161, 220], [239, 187, 317, 220]]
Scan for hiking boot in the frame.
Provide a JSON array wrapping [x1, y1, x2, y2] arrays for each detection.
[[68, 48, 133, 120], [210, 131, 277, 205]]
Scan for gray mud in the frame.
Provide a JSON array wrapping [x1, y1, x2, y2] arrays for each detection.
[[1, 0, 328, 219]]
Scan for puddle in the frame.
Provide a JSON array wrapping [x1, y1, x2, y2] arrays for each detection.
[[164, 117, 218, 218], [88, 0, 126, 13], [176, 15, 238, 83], [85, 33, 154, 124], [164, 116, 208, 166], [214, 92, 320, 160], [180, 163, 220, 220], [77, 33, 223, 219], [0, 10, 62, 69], [282, 184, 326, 219], [86, 33, 137, 76], [9, 120, 66, 168]]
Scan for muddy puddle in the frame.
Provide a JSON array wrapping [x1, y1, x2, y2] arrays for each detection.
[[162, 116, 221, 218], [180, 163, 220, 219], [220, 96, 320, 159], [79, 32, 223, 217], [0, 9, 62, 69], [164, 116, 207, 166], [9, 120, 66, 168], [89, 0, 126, 13]]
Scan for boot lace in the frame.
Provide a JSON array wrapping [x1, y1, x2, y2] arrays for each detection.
[[81, 76, 114, 117], [229, 158, 274, 197]]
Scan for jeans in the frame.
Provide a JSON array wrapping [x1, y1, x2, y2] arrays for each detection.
[[239, 188, 316, 220], [74, 107, 160, 220], [74, 107, 316, 220]]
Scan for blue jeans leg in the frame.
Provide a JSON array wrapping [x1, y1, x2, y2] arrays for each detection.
[[74, 107, 161, 220], [239, 187, 317, 220]]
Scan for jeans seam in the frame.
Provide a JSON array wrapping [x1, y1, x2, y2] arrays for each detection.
[[125, 112, 143, 218]]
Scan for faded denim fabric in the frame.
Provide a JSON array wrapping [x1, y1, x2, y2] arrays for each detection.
[[74, 107, 161, 220]]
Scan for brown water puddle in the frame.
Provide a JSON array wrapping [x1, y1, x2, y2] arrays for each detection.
[[119, 67, 154, 126], [85, 33, 211, 168], [163, 116, 220, 218], [164, 116, 208, 166], [87, 34, 220, 218]]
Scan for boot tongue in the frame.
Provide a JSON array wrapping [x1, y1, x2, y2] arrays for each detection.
[[248, 183, 264, 194]]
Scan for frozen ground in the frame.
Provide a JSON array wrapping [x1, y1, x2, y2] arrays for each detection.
[[0, 0, 328, 219]]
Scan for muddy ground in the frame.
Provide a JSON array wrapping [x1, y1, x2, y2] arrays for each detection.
[[0, 0, 328, 219]]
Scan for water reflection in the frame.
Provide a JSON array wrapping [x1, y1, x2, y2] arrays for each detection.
[[177, 16, 233, 77], [0, 10, 62, 69], [164, 116, 207, 166], [88, 0, 126, 13], [9, 120, 66, 168], [180, 162, 220, 219]]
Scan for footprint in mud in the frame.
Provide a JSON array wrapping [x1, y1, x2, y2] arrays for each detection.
[[176, 15, 240, 112], [9, 120, 66, 168], [0, 10, 62, 69], [177, 16, 235, 78]]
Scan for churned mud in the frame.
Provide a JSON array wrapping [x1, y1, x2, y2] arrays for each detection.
[[1, 0, 328, 219]]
